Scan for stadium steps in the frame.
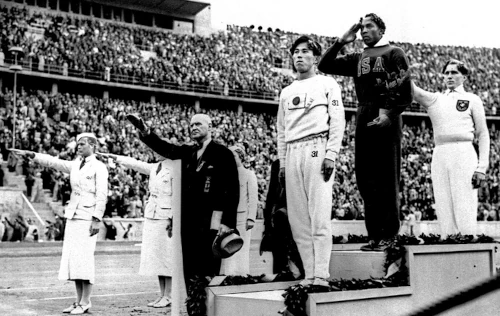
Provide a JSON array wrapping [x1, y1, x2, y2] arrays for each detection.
[[1, 161, 62, 238], [2, 162, 26, 191], [44, 193, 65, 218], [30, 201, 56, 224]]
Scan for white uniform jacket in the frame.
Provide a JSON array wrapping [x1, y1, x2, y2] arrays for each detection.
[[117, 156, 173, 220], [413, 84, 490, 173], [236, 167, 258, 225], [277, 74, 345, 166], [34, 153, 108, 220]]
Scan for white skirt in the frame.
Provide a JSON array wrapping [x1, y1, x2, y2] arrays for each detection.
[[139, 218, 172, 276], [58, 219, 98, 284], [220, 222, 251, 276]]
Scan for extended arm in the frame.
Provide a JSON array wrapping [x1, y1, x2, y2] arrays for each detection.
[[140, 132, 188, 160], [127, 113, 188, 160], [411, 81, 438, 109], [34, 153, 73, 174], [102, 153, 154, 175]]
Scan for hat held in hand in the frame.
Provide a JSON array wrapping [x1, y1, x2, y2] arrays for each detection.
[[126, 113, 147, 132], [212, 229, 244, 259]]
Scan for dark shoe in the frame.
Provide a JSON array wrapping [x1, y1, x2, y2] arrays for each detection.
[[360, 240, 378, 251], [374, 239, 392, 252]]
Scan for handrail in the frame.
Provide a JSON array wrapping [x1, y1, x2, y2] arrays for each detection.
[[21, 193, 46, 227], [1, 57, 283, 101], [1, 59, 494, 116]]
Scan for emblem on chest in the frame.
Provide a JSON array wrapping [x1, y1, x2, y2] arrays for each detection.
[[456, 100, 469, 112]]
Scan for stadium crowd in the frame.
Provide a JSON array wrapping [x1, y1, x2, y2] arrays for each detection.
[[1, 88, 500, 224], [1, 4, 500, 113]]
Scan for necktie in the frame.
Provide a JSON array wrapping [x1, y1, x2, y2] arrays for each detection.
[[156, 162, 162, 175], [80, 158, 86, 170]]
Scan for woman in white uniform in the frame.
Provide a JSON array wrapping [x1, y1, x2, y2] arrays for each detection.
[[11, 133, 108, 315], [220, 144, 258, 275], [98, 151, 173, 308]]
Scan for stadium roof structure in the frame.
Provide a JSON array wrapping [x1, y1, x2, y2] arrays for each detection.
[[88, 0, 210, 17]]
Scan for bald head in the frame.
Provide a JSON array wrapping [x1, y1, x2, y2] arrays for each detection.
[[190, 114, 212, 127], [190, 114, 212, 143]]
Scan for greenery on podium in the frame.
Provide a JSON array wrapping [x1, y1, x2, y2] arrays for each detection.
[[186, 233, 496, 316], [282, 233, 496, 316]]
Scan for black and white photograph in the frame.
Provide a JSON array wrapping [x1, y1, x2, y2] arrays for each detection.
[[0, 0, 499, 315]]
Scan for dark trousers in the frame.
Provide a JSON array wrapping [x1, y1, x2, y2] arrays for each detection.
[[271, 209, 304, 276], [182, 207, 221, 285], [355, 106, 402, 241]]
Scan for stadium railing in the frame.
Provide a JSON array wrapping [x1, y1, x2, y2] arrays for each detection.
[[0, 58, 471, 115], [2, 57, 284, 101]]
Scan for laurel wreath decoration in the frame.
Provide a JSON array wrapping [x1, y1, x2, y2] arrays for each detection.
[[186, 234, 495, 316], [281, 233, 495, 316], [186, 276, 210, 316]]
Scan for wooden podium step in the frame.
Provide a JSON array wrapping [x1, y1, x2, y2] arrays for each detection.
[[216, 290, 285, 316], [207, 281, 297, 316], [208, 244, 498, 316], [329, 250, 386, 280]]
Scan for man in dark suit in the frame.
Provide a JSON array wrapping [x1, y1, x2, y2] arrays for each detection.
[[127, 113, 239, 285]]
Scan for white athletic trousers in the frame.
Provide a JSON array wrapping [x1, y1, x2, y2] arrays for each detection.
[[431, 141, 478, 236], [285, 135, 333, 280]]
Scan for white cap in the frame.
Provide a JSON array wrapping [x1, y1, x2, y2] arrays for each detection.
[[76, 132, 97, 142]]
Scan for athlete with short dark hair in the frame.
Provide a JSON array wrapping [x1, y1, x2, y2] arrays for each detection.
[[318, 13, 413, 251], [278, 35, 345, 285]]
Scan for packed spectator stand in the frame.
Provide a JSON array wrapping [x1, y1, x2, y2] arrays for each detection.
[[1, 87, 500, 224], [1, 4, 500, 113], [1, 2, 500, 236]]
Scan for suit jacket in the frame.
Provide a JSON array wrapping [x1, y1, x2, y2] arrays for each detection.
[[34, 153, 108, 220], [140, 132, 239, 230]]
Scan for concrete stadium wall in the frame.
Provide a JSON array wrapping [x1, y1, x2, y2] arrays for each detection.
[[97, 219, 500, 241]]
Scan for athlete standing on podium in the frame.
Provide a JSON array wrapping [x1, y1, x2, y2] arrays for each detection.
[[412, 59, 490, 236], [277, 35, 346, 287], [319, 13, 413, 251]]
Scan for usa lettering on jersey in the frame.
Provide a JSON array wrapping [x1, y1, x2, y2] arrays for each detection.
[[357, 56, 386, 76]]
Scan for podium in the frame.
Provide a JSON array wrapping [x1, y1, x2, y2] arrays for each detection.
[[207, 243, 499, 316]]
